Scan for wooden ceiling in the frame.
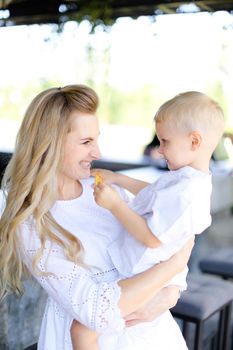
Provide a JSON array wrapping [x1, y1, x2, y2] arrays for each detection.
[[0, 1, 233, 27]]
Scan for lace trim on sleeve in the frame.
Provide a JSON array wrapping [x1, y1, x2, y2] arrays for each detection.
[[93, 280, 125, 332]]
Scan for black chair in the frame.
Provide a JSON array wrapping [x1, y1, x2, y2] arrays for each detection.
[[199, 248, 233, 281], [24, 344, 37, 350], [199, 249, 233, 349], [0, 151, 12, 181], [171, 274, 233, 350]]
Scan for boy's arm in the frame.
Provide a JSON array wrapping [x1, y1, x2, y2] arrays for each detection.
[[111, 199, 161, 248], [91, 168, 148, 195], [94, 183, 161, 248], [114, 173, 149, 195]]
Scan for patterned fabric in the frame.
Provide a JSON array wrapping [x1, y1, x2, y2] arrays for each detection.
[[18, 178, 187, 350]]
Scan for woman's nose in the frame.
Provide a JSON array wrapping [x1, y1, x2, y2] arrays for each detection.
[[91, 144, 101, 160]]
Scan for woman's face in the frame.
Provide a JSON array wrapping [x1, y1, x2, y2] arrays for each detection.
[[59, 110, 101, 183]]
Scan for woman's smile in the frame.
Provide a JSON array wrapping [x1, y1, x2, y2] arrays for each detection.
[[80, 160, 92, 169]]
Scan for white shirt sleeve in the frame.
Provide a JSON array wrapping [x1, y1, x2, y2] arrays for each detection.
[[146, 180, 210, 244], [19, 222, 125, 333]]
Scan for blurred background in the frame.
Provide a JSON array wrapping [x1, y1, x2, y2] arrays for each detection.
[[1, 2, 233, 349], [0, 4, 233, 161]]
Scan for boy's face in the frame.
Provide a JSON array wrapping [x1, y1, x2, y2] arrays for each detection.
[[156, 120, 195, 170]]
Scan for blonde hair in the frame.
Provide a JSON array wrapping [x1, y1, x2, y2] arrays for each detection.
[[155, 91, 225, 144], [0, 84, 99, 300]]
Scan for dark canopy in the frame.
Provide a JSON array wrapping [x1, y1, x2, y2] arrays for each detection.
[[0, 0, 233, 27]]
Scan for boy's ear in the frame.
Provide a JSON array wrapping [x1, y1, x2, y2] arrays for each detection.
[[190, 131, 202, 150]]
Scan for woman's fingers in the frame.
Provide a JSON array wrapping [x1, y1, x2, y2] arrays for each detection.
[[125, 319, 141, 327]]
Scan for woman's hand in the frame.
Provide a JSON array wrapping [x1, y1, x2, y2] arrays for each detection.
[[124, 285, 180, 327], [118, 237, 194, 317]]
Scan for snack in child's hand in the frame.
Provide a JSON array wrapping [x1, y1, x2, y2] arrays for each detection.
[[95, 173, 103, 186]]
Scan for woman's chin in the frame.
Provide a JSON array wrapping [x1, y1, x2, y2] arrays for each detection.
[[79, 169, 91, 179]]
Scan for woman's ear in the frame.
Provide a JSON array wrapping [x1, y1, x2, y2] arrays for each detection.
[[190, 131, 202, 151]]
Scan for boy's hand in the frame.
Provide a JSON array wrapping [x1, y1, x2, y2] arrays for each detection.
[[94, 172, 103, 186], [93, 183, 122, 210], [91, 168, 118, 185]]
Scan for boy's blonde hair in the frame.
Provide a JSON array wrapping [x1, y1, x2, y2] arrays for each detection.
[[154, 91, 225, 147]]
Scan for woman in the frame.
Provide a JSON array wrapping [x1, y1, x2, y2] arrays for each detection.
[[0, 85, 192, 349]]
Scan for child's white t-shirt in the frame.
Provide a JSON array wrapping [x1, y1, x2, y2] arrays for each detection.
[[108, 166, 212, 290]]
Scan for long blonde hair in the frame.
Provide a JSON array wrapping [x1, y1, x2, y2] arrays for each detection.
[[0, 84, 99, 301]]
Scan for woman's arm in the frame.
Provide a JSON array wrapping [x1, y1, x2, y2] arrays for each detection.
[[20, 222, 193, 333], [124, 285, 180, 326], [117, 238, 193, 316], [91, 168, 148, 195]]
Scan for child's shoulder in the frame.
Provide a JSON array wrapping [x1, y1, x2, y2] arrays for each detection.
[[151, 167, 190, 188], [161, 166, 210, 182], [152, 166, 210, 195]]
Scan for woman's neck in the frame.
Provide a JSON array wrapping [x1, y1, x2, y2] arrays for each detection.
[[58, 178, 83, 200]]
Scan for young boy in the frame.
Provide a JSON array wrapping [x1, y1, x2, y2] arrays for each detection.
[[71, 91, 225, 350]]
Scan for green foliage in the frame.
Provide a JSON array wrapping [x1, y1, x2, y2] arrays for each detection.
[[0, 78, 61, 121], [1, 78, 231, 133], [97, 84, 162, 127], [207, 81, 232, 131], [207, 81, 227, 115], [67, 0, 115, 31]]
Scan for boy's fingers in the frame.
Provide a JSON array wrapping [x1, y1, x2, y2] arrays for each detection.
[[93, 183, 105, 192], [91, 168, 102, 175], [98, 182, 105, 189]]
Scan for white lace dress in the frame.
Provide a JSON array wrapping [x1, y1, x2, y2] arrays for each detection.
[[19, 178, 187, 350]]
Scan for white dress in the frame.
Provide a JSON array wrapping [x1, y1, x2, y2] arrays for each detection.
[[19, 178, 188, 350], [109, 166, 212, 289]]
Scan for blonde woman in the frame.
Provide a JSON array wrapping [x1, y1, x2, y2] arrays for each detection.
[[0, 85, 193, 350]]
